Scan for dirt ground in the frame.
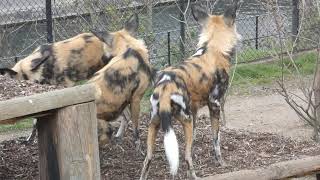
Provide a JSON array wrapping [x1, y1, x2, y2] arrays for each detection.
[[1, 86, 319, 179], [202, 91, 314, 141]]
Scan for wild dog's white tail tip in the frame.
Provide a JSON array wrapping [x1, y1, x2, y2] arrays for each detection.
[[164, 128, 179, 175]]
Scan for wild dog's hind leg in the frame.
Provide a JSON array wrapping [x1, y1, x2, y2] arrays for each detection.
[[179, 116, 197, 179], [140, 116, 160, 180], [191, 108, 198, 140]]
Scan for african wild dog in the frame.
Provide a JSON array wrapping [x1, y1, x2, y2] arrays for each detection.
[[88, 14, 154, 149], [140, 1, 241, 179], [0, 32, 115, 87]]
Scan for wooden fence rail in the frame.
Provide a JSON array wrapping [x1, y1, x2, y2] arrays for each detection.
[[0, 84, 100, 180], [202, 155, 320, 180]]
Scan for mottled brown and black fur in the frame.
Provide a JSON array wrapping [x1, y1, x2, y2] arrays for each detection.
[[0, 32, 117, 87], [89, 15, 154, 148], [140, 1, 241, 179]]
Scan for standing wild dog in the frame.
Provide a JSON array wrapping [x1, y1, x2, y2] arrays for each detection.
[[140, 1, 240, 179], [88, 14, 153, 149]]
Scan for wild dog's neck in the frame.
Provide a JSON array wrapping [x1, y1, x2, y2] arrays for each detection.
[[133, 43, 149, 63], [126, 39, 149, 64], [197, 41, 233, 65]]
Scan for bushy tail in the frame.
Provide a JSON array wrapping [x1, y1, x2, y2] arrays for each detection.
[[159, 95, 179, 175]]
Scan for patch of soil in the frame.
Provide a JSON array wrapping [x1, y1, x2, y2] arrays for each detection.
[[0, 75, 63, 101], [1, 114, 319, 180]]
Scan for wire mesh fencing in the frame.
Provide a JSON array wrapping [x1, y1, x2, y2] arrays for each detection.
[[0, 0, 319, 69]]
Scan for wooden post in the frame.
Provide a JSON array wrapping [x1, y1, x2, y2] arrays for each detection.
[[37, 102, 100, 180]]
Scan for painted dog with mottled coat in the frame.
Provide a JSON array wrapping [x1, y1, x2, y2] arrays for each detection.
[[0, 32, 115, 87], [88, 14, 154, 149], [140, 1, 241, 179]]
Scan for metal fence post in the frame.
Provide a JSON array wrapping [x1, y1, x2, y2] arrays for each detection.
[[46, 0, 53, 43], [292, 0, 299, 51], [255, 16, 259, 50], [168, 32, 171, 66], [179, 0, 186, 58]]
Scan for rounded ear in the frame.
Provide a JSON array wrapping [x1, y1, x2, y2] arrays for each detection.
[[191, 5, 209, 26], [223, 0, 240, 27], [91, 30, 113, 46], [124, 14, 139, 35]]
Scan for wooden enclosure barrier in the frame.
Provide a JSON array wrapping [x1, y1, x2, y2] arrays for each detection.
[[202, 155, 320, 180], [0, 84, 100, 180]]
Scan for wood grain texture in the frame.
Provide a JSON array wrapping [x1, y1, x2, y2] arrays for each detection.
[[0, 84, 95, 122], [201, 155, 320, 180], [37, 102, 100, 180]]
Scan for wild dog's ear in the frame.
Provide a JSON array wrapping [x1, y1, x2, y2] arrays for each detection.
[[0, 68, 18, 77], [124, 14, 139, 35], [30, 56, 49, 71], [223, 0, 240, 27], [191, 5, 209, 26], [91, 30, 113, 46]]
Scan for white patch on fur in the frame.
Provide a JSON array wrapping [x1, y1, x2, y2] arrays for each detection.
[[192, 48, 205, 57], [213, 85, 219, 96], [170, 94, 186, 110], [214, 100, 221, 107], [164, 128, 179, 175], [150, 95, 159, 118], [157, 74, 171, 85]]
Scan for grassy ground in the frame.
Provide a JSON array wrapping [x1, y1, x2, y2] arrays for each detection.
[[232, 52, 317, 86], [0, 118, 33, 133], [0, 52, 317, 133]]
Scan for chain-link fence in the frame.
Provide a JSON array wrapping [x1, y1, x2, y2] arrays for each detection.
[[0, 0, 319, 69]]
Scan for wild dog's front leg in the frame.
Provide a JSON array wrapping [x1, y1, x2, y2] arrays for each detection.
[[140, 116, 160, 180], [208, 68, 229, 165], [208, 103, 224, 166], [130, 98, 141, 151], [114, 107, 130, 142], [191, 108, 198, 140]]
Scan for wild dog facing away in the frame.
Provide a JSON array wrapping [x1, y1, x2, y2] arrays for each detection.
[[140, 1, 241, 179], [88, 14, 154, 150]]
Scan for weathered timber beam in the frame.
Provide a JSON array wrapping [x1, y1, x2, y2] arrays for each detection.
[[38, 101, 100, 180], [202, 155, 320, 180], [0, 84, 96, 122]]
